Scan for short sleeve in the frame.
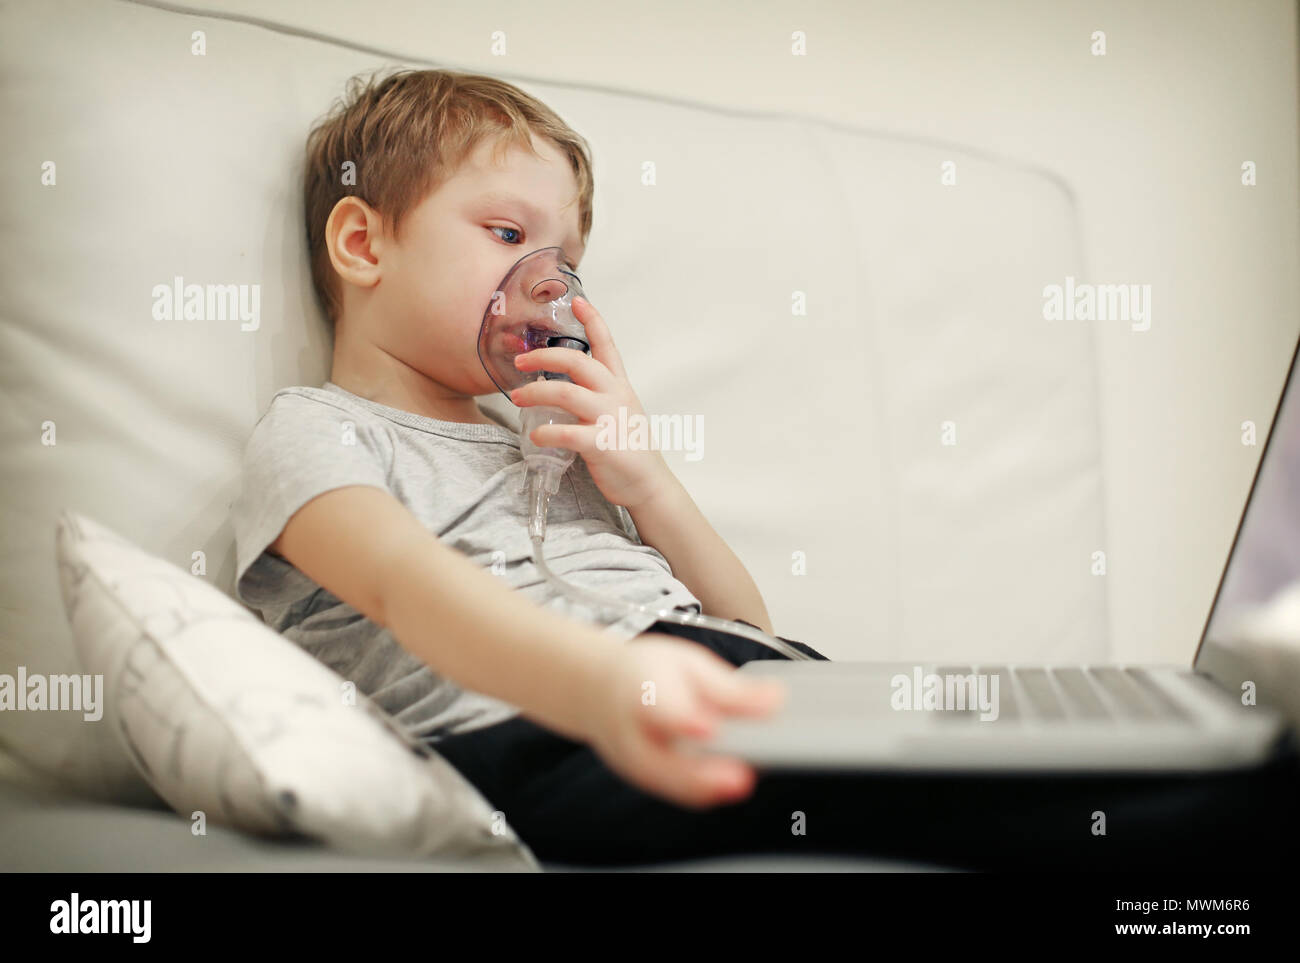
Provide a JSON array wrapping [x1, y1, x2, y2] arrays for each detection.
[[231, 391, 394, 612]]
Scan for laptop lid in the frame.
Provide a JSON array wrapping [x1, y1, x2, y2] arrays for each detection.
[[1195, 334, 1300, 732]]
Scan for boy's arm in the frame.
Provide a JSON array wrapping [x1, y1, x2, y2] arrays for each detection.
[[624, 475, 774, 635], [269, 484, 620, 743]]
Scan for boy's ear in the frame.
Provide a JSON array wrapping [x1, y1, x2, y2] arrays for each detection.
[[325, 196, 385, 291]]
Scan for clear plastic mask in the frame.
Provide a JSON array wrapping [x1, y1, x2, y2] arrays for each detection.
[[477, 246, 590, 400]]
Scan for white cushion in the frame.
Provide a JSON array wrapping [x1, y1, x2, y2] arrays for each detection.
[[1, 0, 1105, 797], [51, 510, 539, 869]]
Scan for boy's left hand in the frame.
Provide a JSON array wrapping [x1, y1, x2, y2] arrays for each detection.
[[509, 295, 675, 511]]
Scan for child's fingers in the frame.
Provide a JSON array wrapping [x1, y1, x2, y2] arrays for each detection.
[[572, 296, 628, 383], [513, 346, 616, 394], [527, 422, 598, 453], [633, 729, 759, 809], [693, 660, 789, 718], [512, 378, 604, 422]]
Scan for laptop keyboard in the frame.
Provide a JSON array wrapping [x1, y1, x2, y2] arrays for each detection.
[[931, 665, 1193, 723]]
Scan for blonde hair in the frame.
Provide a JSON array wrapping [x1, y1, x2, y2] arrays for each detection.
[[303, 67, 595, 325]]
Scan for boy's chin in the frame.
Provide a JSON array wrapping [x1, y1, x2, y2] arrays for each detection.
[[467, 370, 510, 399], [423, 364, 496, 399]]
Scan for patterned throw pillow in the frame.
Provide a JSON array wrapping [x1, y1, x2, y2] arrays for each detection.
[[52, 510, 539, 870]]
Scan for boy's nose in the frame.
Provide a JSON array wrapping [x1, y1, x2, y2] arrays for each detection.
[[529, 278, 570, 303]]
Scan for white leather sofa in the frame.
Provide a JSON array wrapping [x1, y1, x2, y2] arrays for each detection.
[[0, 0, 1105, 871]]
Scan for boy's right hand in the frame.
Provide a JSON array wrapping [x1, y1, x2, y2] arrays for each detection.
[[578, 633, 789, 810]]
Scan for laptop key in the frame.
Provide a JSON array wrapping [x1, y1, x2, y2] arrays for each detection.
[[1088, 666, 1159, 720], [931, 666, 980, 721], [925, 666, 1019, 722], [1012, 668, 1066, 720], [1124, 667, 1193, 721], [972, 665, 1018, 721], [1051, 667, 1112, 721]]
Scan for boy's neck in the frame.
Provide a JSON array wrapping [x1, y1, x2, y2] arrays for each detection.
[[329, 332, 493, 426]]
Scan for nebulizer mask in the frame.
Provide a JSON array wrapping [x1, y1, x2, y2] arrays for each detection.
[[477, 246, 811, 660]]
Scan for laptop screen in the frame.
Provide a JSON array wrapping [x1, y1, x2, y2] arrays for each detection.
[[1196, 336, 1300, 699]]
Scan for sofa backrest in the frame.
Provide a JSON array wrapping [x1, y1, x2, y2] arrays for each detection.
[[0, 0, 1106, 798]]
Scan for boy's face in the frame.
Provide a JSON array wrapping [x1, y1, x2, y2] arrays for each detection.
[[367, 131, 586, 400]]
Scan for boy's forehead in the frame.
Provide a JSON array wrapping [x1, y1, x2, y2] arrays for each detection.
[[451, 138, 584, 257]]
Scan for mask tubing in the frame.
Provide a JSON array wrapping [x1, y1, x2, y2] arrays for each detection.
[[525, 474, 814, 661]]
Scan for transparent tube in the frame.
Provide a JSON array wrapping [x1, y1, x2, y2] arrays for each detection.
[[524, 471, 815, 661]]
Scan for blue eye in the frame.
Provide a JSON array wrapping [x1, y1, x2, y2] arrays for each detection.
[[490, 226, 523, 244]]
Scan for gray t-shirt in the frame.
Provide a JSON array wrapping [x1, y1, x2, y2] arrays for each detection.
[[231, 381, 702, 742]]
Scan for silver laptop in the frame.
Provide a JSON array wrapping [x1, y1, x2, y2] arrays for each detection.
[[681, 339, 1300, 774]]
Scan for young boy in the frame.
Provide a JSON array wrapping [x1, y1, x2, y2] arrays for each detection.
[[231, 68, 1265, 872], [231, 67, 842, 866]]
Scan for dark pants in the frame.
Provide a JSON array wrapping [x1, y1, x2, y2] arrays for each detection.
[[428, 620, 1300, 870]]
